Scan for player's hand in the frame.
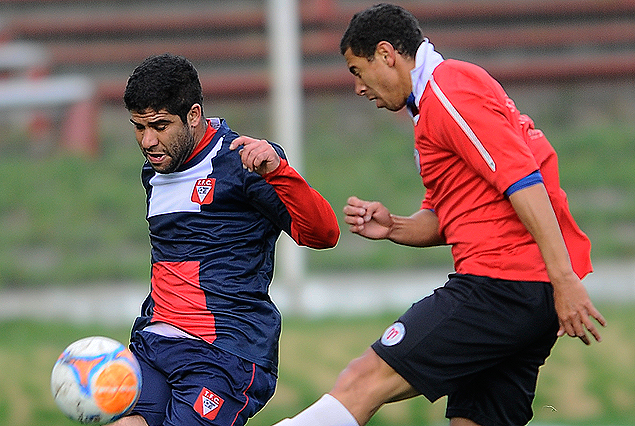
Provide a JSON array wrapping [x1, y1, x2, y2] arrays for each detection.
[[343, 196, 393, 240], [229, 135, 281, 176], [553, 275, 606, 345]]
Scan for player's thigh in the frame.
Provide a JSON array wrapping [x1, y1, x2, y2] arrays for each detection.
[[371, 274, 558, 403], [126, 332, 175, 425], [449, 418, 480, 426], [164, 343, 276, 426], [446, 338, 556, 425]]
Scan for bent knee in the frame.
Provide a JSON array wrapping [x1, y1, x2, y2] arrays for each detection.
[[332, 348, 400, 395], [330, 348, 417, 423]]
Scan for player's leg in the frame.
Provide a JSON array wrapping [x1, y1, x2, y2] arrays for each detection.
[[148, 334, 276, 426], [274, 347, 418, 426], [114, 331, 172, 426], [273, 275, 469, 426], [275, 275, 556, 426], [443, 278, 559, 425], [449, 418, 481, 426], [110, 414, 148, 426], [330, 347, 419, 424]]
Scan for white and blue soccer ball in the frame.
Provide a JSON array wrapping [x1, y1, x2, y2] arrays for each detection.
[[50, 336, 142, 424]]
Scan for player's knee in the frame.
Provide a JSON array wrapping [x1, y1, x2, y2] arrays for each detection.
[[332, 348, 385, 395], [332, 347, 418, 408]]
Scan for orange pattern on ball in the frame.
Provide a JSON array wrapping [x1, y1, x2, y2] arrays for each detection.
[[93, 363, 139, 414]]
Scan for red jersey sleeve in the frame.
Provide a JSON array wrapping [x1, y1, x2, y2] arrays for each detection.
[[263, 159, 340, 249]]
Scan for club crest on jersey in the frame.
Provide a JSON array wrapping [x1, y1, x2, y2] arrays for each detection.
[[191, 178, 216, 205], [381, 322, 406, 346], [194, 387, 224, 420]]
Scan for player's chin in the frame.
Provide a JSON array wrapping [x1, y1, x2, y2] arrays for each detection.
[[377, 101, 400, 112], [149, 158, 178, 174]]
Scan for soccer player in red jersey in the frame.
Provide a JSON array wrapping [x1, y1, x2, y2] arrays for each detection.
[[273, 4, 605, 426]]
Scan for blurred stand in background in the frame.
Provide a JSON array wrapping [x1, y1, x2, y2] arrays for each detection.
[[0, 41, 98, 155], [0, 0, 634, 305], [2, 0, 635, 153], [0, 261, 633, 324]]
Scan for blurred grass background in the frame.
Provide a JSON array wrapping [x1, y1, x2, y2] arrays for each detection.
[[2, 92, 635, 287], [1, 1, 635, 425], [1, 302, 633, 426], [1, 92, 634, 425]]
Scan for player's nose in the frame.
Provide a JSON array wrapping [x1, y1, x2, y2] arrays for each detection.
[[354, 77, 367, 97], [140, 129, 159, 149]]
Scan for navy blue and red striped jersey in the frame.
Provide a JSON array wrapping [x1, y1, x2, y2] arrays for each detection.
[[131, 118, 339, 374]]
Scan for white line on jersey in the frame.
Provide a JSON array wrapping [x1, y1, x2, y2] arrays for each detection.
[[429, 76, 496, 172]]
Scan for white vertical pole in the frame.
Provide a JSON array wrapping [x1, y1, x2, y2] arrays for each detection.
[[267, 0, 306, 312]]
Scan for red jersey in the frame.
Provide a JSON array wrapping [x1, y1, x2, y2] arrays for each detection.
[[414, 59, 591, 281]]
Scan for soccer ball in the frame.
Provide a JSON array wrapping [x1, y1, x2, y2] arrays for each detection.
[[50, 336, 142, 424]]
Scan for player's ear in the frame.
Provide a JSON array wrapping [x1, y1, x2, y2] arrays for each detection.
[[187, 103, 203, 127], [375, 41, 396, 66]]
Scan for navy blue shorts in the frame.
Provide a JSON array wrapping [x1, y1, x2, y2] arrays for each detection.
[[371, 273, 559, 426], [128, 331, 276, 426]]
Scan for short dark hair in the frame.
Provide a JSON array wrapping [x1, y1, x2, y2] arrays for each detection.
[[340, 3, 423, 59], [124, 53, 204, 123]]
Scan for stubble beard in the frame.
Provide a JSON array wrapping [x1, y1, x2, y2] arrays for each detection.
[[152, 125, 196, 174]]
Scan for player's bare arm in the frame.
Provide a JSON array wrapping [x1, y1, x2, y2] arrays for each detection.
[[388, 209, 445, 247], [344, 196, 393, 239], [344, 196, 444, 247], [229, 135, 281, 175], [508, 183, 606, 345]]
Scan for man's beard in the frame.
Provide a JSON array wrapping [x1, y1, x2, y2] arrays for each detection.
[[152, 126, 196, 174]]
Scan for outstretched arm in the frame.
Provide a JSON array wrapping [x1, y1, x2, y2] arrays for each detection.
[[343, 196, 445, 247], [508, 183, 606, 344], [230, 135, 339, 249]]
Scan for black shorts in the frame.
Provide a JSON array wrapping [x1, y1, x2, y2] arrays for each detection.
[[371, 273, 558, 426]]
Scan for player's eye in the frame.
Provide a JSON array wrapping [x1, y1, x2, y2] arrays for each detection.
[[151, 122, 169, 131], [130, 120, 144, 130]]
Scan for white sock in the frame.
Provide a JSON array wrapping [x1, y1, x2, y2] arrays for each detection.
[[273, 394, 359, 426]]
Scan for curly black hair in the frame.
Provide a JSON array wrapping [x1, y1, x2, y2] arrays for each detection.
[[124, 53, 204, 124], [340, 3, 423, 60]]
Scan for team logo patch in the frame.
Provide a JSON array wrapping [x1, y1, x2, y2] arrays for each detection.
[[194, 387, 224, 420], [381, 322, 406, 346], [191, 178, 216, 205]]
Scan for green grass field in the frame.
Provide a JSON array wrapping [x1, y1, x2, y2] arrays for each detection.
[[1, 302, 633, 426]]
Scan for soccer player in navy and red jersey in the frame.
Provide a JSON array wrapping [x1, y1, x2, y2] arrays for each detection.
[[114, 53, 339, 426], [272, 4, 606, 426]]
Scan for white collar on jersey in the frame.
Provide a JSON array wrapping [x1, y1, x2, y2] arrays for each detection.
[[408, 38, 444, 123]]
